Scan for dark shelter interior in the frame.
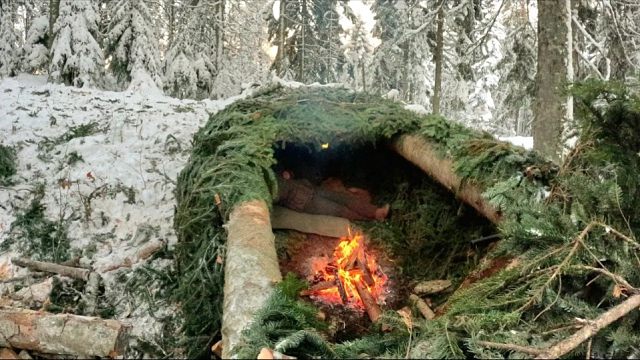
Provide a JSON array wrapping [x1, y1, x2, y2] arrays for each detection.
[[271, 140, 496, 341]]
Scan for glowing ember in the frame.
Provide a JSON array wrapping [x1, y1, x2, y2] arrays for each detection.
[[305, 229, 387, 309]]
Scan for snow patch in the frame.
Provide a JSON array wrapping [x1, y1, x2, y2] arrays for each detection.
[[499, 136, 534, 150]]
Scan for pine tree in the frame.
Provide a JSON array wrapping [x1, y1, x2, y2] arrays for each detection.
[[0, 0, 20, 77], [48, 0, 104, 87], [342, 16, 372, 91], [371, 0, 434, 104], [163, 0, 220, 99], [106, 0, 163, 90], [269, 0, 346, 84], [22, 14, 49, 73], [164, 33, 198, 99], [210, 0, 270, 98], [494, 1, 536, 135]]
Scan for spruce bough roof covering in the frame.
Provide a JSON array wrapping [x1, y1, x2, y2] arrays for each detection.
[[174, 82, 640, 358]]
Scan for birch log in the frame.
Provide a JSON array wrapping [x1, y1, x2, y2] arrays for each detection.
[[0, 307, 128, 357], [391, 134, 501, 224], [270, 206, 352, 238], [222, 200, 282, 358]]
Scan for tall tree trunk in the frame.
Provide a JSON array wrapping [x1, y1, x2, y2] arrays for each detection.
[[215, 0, 225, 72], [48, 0, 59, 48], [298, 0, 307, 82], [276, 0, 286, 77], [401, 40, 410, 101], [432, 2, 445, 115], [361, 59, 366, 92], [167, 0, 175, 48], [533, 0, 573, 163]]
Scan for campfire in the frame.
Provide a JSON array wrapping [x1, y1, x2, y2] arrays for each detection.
[[301, 229, 388, 321]]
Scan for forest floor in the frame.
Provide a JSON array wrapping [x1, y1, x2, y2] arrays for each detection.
[[0, 74, 532, 355]]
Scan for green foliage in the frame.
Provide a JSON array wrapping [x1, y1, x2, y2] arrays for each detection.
[[0, 144, 17, 185], [4, 184, 70, 262], [38, 121, 104, 155], [173, 82, 640, 358]]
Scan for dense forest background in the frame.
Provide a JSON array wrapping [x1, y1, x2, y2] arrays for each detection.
[[0, 0, 639, 154]]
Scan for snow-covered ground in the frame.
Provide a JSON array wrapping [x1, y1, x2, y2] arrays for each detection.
[[0, 74, 250, 354]]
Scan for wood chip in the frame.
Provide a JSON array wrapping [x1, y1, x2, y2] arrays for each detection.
[[413, 279, 452, 295]]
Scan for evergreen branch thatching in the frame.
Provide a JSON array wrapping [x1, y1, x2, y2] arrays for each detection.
[[172, 81, 640, 358]]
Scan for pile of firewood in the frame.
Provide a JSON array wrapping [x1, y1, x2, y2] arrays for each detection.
[[0, 257, 135, 358]]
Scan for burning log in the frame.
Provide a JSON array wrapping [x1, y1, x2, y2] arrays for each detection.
[[354, 280, 382, 322], [299, 281, 336, 296], [356, 250, 375, 287], [0, 307, 128, 357], [335, 278, 349, 304]]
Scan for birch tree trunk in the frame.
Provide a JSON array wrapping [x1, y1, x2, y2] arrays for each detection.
[[533, 0, 573, 163]]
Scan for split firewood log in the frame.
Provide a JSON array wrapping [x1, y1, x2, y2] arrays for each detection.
[[409, 294, 435, 320], [413, 279, 452, 295], [0, 307, 129, 357]]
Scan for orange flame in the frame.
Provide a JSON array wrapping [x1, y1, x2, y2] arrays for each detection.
[[310, 229, 387, 308]]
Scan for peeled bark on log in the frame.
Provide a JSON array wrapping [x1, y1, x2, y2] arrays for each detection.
[[0, 307, 128, 357], [270, 206, 352, 238], [222, 200, 282, 358], [11, 258, 89, 281], [391, 134, 501, 224]]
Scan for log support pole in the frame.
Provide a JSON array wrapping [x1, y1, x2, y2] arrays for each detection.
[[221, 200, 282, 358], [391, 134, 501, 224]]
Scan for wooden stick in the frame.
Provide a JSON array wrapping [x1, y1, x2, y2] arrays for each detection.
[[0, 307, 128, 357], [299, 281, 335, 296], [211, 340, 223, 358], [355, 281, 382, 322], [536, 294, 640, 359], [409, 294, 435, 320], [335, 278, 348, 304], [357, 250, 375, 287], [12, 258, 89, 281], [476, 340, 544, 356]]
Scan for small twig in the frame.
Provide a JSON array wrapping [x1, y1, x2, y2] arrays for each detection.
[[570, 265, 636, 292], [470, 233, 501, 245], [475, 340, 543, 356], [518, 222, 596, 311], [12, 257, 90, 281], [595, 222, 640, 250], [586, 338, 592, 359], [536, 294, 640, 359]]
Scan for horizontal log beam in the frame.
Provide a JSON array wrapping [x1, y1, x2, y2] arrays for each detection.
[[391, 134, 501, 224]]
